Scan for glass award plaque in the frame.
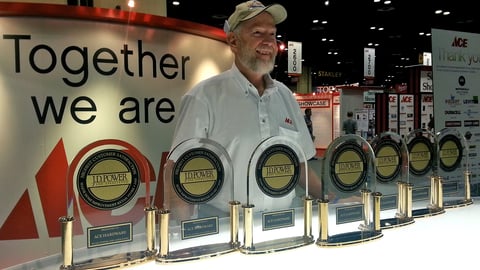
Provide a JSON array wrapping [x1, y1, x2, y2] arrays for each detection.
[[436, 128, 473, 208], [406, 129, 445, 218], [370, 131, 414, 229], [316, 134, 382, 247], [157, 138, 239, 263], [239, 136, 314, 254], [60, 139, 156, 270]]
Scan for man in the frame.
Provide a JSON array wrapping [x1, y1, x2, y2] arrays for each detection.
[[304, 108, 314, 141], [304, 108, 318, 160], [167, 1, 322, 216], [343, 111, 357, 134], [427, 116, 434, 132]]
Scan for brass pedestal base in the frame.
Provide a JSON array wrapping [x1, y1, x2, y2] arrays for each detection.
[[443, 198, 474, 209], [156, 242, 239, 263], [412, 207, 445, 218], [72, 251, 152, 270], [380, 217, 415, 229], [157, 201, 241, 263], [239, 236, 314, 254], [239, 197, 314, 254], [316, 230, 383, 247]]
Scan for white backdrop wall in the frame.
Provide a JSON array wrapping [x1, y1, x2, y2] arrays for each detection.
[[0, 3, 232, 268], [431, 28, 480, 192]]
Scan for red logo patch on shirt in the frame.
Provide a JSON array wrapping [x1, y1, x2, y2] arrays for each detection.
[[285, 117, 293, 125]]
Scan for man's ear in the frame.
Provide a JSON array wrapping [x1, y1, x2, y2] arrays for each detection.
[[227, 32, 237, 47]]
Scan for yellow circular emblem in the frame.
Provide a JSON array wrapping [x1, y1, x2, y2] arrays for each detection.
[[77, 149, 139, 210], [255, 144, 299, 197], [408, 136, 433, 176], [375, 140, 401, 183], [173, 148, 223, 204], [330, 142, 367, 192], [439, 135, 462, 172]]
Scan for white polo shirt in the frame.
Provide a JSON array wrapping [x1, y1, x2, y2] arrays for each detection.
[[170, 64, 316, 212]]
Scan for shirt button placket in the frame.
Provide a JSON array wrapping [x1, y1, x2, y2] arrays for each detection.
[[258, 97, 270, 138]]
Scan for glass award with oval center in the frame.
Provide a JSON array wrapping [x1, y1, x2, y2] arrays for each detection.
[[239, 136, 314, 254], [436, 128, 473, 208], [60, 139, 157, 270], [406, 129, 445, 218], [157, 138, 239, 263], [316, 134, 382, 247], [370, 131, 414, 229]]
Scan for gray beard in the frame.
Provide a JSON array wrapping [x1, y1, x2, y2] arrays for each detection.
[[237, 46, 275, 75]]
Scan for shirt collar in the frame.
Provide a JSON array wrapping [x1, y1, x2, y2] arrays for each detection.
[[231, 63, 276, 97]]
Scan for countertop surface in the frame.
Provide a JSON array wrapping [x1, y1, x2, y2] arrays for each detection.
[[126, 201, 479, 270]]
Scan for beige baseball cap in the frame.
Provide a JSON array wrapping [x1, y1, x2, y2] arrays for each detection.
[[224, 1, 287, 33]]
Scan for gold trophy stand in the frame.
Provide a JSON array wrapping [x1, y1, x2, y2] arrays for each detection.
[[59, 207, 157, 270], [443, 170, 474, 208], [156, 201, 241, 263], [371, 131, 415, 229], [239, 196, 315, 254], [437, 128, 473, 208], [411, 175, 445, 218], [380, 181, 415, 229], [316, 190, 383, 247]]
